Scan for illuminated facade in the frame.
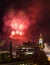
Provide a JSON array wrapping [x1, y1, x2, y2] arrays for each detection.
[[16, 41, 35, 57], [38, 34, 44, 49]]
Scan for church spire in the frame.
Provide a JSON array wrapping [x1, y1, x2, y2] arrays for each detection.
[[38, 34, 44, 49]]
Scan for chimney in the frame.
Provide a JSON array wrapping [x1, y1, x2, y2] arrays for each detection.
[[10, 42, 12, 58]]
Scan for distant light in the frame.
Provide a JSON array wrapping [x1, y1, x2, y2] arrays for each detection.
[[21, 49, 23, 51], [22, 47, 26, 49], [20, 64, 26, 65], [48, 57, 50, 61], [34, 64, 37, 65], [16, 31, 19, 34], [39, 38, 43, 44], [11, 31, 15, 35], [26, 49, 28, 52], [19, 32, 23, 35], [25, 52, 33, 55], [47, 54, 50, 61]]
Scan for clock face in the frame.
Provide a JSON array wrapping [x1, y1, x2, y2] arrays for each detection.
[[39, 38, 43, 44]]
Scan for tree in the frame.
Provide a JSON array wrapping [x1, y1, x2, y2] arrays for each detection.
[[32, 48, 48, 65]]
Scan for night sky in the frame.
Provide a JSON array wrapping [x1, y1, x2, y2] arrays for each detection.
[[0, 0, 50, 45]]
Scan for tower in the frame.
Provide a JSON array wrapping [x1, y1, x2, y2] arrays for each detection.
[[10, 42, 12, 58], [38, 34, 44, 49]]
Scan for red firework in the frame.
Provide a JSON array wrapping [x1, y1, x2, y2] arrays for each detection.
[[3, 11, 30, 39]]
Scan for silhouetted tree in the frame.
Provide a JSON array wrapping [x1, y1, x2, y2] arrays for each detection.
[[32, 47, 48, 65]]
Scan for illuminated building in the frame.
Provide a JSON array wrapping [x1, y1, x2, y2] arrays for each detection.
[[16, 46, 34, 56], [0, 40, 5, 51], [38, 34, 44, 49], [16, 41, 35, 56], [43, 43, 50, 61], [0, 40, 5, 47]]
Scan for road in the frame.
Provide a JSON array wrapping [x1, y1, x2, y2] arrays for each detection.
[[0, 62, 32, 65]]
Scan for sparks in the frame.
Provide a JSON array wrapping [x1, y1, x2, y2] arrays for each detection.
[[3, 10, 30, 40]]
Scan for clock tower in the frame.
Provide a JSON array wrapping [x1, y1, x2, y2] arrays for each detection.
[[38, 34, 44, 49]]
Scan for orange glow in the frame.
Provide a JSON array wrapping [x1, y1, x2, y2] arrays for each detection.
[[48, 57, 50, 61]]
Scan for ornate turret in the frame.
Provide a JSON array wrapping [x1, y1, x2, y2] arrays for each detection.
[[38, 34, 44, 49]]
